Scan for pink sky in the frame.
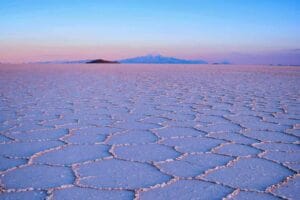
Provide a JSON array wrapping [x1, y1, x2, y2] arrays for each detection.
[[1, 1, 299, 65], [1, 42, 299, 65]]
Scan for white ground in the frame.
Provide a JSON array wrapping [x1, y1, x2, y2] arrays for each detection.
[[0, 64, 299, 200]]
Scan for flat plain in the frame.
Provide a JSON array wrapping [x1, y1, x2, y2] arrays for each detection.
[[0, 64, 299, 200]]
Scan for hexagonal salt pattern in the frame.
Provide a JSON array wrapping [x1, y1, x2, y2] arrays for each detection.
[[113, 144, 180, 162], [155, 127, 203, 137], [0, 64, 299, 199], [229, 191, 280, 200], [10, 129, 68, 141], [0, 141, 64, 157], [272, 175, 300, 200], [1, 165, 74, 189], [33, 144, 110, 165], [63, 133, 107, 144], [0, 191, 47, 200], [0, 156, 26, 171], [207, 131, 259, 145], [214, 143, 261, 157], [53, 187, 134, 200], [161, 137, 223, 153], [157, 153, 232, 177], [77, 159, 171, 189], [139, 180, 233, 200], [106, 130, 157, 145], [204, 157, 293, 190]]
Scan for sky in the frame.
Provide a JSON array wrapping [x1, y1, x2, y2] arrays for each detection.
[[0, 0, 300, 64]]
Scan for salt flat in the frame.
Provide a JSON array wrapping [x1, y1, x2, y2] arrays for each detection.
[[0, 64, 299, 200]]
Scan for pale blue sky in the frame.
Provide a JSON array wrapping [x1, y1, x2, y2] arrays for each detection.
[[0, 0, 299, 64]]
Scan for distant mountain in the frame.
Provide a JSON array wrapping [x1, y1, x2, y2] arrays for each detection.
[[32, 59, 118, 64], [118, 54, 207, 64], [86, 59, 119, 64], [31, 55, 207, 64]]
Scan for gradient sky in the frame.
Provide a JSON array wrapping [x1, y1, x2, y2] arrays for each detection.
[[0, 0, 300, 64]]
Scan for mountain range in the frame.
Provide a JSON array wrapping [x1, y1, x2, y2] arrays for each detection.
[[118, 54, 207, 64], [32, 54, 209, 64]]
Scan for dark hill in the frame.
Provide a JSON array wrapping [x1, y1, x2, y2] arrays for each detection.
[[86, 59, 119, 64]]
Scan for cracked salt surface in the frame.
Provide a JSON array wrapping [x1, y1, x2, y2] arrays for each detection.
[[161, 137, 223, 153], [53, 187, 134, 200], [0, 191, 46, 200], [214, 143, 261, 157], [33, 144, 110, 165], [2, 165, 74, 189], [203, 157, 293, 190], [0, 141, 64, 157], [114, 144, 180, 162], [138, 180, 232, 200], [10, 129, 68, 141], [0, 64, 299, 199], [229, 191, 280, 200], [77, 159, 171, 189], [106, 130, 158, 145], [157, 153, 232, 178]]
